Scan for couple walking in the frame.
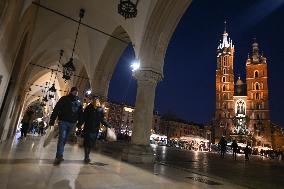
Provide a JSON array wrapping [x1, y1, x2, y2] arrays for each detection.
[[49, 87, 111, 165]]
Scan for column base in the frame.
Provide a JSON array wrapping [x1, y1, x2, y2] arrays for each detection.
[[122, 144, 154, 163]]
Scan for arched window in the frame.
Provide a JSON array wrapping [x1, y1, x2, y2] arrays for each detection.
[[222, 77, 226, 82], [255, 83, 260, 90], [223, 85, 226, 91], [223, 94, 227, 100], [235, 100, 246, 115], [256, 93, 260, 100], [254, 71, 259, 78], [223, 68, 227, 74], [223, 56, 227, 66]]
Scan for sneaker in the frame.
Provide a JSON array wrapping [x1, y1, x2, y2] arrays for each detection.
[[53, 156, 64, 165]]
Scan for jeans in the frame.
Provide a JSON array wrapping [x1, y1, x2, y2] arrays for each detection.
[[56, 121, 75, 158]]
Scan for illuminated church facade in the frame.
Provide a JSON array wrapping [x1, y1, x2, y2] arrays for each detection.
[[215, 26, 272, 147]]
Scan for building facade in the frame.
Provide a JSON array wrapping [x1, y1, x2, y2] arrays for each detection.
[[159, 115, 212, 141], [215, 26, 272, 147], [104, 101, 160, 136]]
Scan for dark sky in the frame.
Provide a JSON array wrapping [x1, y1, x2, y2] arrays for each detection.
[[108, 0, 284, 128]]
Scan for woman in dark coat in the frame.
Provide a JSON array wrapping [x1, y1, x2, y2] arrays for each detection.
[[77, 97, 111, 163]]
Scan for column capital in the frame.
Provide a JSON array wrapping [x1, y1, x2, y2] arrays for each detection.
[[133, 69, 163, 84]]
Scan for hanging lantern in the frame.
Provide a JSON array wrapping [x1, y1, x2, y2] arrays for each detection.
[[42, 95, 49, 102], [62, 9, 85, 81], [48, 83, 57, 93], [118, 0, 138, 19], [62, 58, 76, 81], [49, 94, 55, 99]]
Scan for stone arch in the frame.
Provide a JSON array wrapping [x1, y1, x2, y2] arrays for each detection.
[[91, 25, 131, 98], [137, 0, 192, 75], [0, 33, 29, 140]]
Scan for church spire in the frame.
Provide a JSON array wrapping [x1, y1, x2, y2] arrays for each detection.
[[224, 20, 227, 34], [217, 20, 234, 50]]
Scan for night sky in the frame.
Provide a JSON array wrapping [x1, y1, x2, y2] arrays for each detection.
[[108, 0, 284, 128]]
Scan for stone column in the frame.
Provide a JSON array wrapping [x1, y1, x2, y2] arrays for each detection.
[[122, 70, 162, 163]]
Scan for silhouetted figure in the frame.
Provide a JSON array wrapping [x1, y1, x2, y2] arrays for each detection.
[[38, 120, 45, 136], [231, 140, 238, 160], [219, 136, 227, 158], [244, 145, 250, 161], [20, 109, 34, 139]]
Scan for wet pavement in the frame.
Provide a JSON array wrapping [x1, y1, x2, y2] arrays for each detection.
[[153, 145, 284, 189], [0, 135, 247, 189], [0, 134, 282, 189]]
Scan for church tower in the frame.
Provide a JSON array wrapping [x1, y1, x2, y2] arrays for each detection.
[[246, 41, 271, 146], [215, 23, 235, 141]]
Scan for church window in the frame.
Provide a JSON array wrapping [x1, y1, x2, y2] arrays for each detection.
[[235, 100, 246, 115], [222, 77, 226, 82], [254, 71, 259, 78], [255, 82, 260, 90], [256, 93, 260, 100]]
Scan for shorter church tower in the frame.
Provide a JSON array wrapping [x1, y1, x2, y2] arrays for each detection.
[[246, 41, 271, 147]]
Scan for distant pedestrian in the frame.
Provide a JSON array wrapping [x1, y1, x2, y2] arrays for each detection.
[[231, 140, 238, 160], [219, 136, 227, 158], [244, 145, 250, 161], [20, 109, 34, 139], [38, 120, 45, 136]]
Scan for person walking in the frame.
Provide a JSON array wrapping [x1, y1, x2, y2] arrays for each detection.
[[244, 145, 250, 161], [20, 109, 34, 139], [231, 140, 238, 160], [219, 136, 227, 159], [49, 87, 83, 165], [77, 96, 112, 163]]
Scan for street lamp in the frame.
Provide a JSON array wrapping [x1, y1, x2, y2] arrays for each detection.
[[130, 59, 140, 72]]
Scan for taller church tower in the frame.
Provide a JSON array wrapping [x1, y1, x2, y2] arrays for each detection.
[[215, 24, 235, 141], [246, 41, 271, 146]]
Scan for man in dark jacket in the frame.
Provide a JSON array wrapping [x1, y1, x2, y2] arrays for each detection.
[[49, 87, 83, 165], [77, 96, 111, 163]]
